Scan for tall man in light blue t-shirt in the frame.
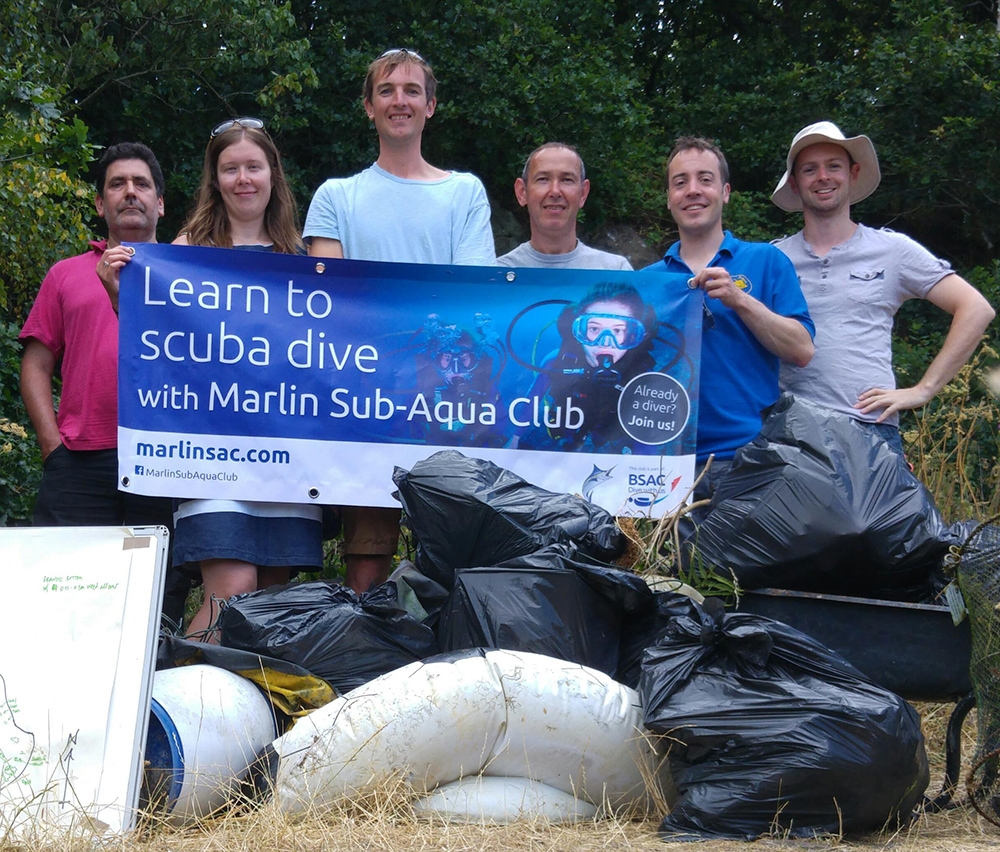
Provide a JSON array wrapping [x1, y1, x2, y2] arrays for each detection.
[[305, 48, 496, 594]]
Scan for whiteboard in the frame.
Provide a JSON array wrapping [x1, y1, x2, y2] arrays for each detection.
[[0, 526, 167, 840]]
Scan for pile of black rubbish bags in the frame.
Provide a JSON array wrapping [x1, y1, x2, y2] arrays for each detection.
[[175, 396, 969, 840]]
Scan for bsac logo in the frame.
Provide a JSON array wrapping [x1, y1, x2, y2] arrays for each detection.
[[733, 274, 752, 294], [626, 472, 682, 508]]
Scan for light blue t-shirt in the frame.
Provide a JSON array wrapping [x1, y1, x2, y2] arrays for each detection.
[[303, 163, 496, 265]]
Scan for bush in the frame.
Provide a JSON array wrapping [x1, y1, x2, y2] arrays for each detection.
[[902, 345, 1000, 522], [0, 321, 41, 524], [0, 417, 39, 525]]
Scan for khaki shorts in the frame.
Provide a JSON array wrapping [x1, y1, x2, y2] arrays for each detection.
[[342, 506, 401, 556]]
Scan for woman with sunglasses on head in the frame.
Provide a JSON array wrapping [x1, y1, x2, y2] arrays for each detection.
[[172, 118, 324, 641], [174, 118, 302, 253]]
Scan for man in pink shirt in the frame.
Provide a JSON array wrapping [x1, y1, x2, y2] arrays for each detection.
[[20, 142, 187, 619]]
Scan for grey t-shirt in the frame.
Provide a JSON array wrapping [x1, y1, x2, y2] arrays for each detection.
[[497, 240, 633, 270], [775, 224, 952, 424]]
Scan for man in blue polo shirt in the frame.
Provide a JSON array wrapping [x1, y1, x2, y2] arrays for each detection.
[[651, 136, 815, 516]]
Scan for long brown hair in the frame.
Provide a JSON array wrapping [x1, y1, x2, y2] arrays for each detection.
[[181, 126, 303, 255]]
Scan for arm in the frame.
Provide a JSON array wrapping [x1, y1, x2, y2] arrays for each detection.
[[857, 273, 996, 421], [309, 238, 345, 259], [692, 266, 814, 367], [20, 339, 62, 460], [302, 181, 347, 260]]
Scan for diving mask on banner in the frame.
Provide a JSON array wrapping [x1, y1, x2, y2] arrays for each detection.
[[571, 313, 645, 350]]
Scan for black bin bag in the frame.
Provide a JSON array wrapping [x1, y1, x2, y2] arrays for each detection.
[[438, 542, 653, 678], [640, 598, 929, 840], [393, 450, 624, 590], [219, 580, 438, 693], [617, 590, 701, 689], [687, 394, 953, 600]]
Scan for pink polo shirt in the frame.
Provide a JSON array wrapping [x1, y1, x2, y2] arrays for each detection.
[[20, 240, 120, 450]]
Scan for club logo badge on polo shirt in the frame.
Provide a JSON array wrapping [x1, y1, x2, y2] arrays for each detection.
[[732, 274, 752, 294]]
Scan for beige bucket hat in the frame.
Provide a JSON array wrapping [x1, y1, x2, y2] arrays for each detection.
[[771, 121, 881, 212]]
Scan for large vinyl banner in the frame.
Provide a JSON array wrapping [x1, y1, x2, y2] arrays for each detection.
[[118, 245, 703, 516]]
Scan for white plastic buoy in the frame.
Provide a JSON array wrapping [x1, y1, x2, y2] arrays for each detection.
[[145, 665, 278, 823], [273, 649, 667, 819], [413, 776, 598, 824]]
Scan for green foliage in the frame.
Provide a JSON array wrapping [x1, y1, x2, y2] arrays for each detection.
[[0, 323, 41, 525], [16, 0, 318, 239], [8, 0, 996, 258], [0, 415, 37, 526], [966, 261, 1000, 308], [643, 0, 1000, 269], [0, 157, 94, 321], [902, 261, 1000, 520], [839, 2, 1000, 266], [676, 551, 740, 600], [282, 0, 653, 226], [895, 261, 1000, 419], [902, 346, 1000, 521], [0, 0, 85, 522], [0, 0, 96, 320], [724, 191, 785, 245]]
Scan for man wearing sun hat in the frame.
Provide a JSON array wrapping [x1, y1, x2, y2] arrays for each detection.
[[772, 121, 994, 450]]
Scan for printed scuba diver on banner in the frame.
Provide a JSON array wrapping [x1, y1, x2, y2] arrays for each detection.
[[505, 280, 693, 454], [372, 312, 507, 448], [361, 273, 697, 455]]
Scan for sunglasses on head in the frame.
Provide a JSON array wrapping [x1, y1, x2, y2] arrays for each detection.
[[378, 48, 425, 63], [211, 117, 266, 138]]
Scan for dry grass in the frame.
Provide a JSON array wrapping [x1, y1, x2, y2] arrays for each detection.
[[904, 346, 1000, 521], [1, 699, 996, 852]]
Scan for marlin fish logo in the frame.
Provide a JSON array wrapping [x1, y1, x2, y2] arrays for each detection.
[[582, 464, 614, 503]]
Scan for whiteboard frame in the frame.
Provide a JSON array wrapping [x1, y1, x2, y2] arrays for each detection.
[[0, 525, 167, 840]]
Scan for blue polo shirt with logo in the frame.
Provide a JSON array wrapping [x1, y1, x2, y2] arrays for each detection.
[[655, 231, 814, 462]]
